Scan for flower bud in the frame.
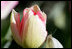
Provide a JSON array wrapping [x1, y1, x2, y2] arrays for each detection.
[[45, 35, 63, 48], [11, 5, 47, 48]]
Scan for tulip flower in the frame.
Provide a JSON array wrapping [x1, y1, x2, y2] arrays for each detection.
[[45, 35, 63, 48], [1, 1, 19, 20], [11, 5, 47, 48]]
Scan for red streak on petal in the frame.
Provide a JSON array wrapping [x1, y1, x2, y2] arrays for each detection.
[[20, 17, 24, 39], [18, 9, 29, 39], [30, 8, 45, 23], [31, 8, 46, 25], [37, 11, 45, 23], [14, 7, 46, 39], [15, 8, 29, 39], [32, 10, 37, 15], [15, 13, 20, 31], [15, 13, 23, 39]]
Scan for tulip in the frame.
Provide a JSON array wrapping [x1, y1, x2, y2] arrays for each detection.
[[45, 35, 63, 48], [11, 5, 47, 48], [1, 1, 19, 20]]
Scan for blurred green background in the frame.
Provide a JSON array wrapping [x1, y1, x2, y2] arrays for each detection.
[[1, 1, 71, 48]]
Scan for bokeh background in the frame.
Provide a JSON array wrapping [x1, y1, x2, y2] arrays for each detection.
[[1, 1, 71, 48]]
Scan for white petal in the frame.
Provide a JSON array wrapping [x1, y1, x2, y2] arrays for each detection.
[[25, 14, 47, 48], [11, 9, 16, 24], [1, 1, 19, 20], [52, 37, 63, 48]]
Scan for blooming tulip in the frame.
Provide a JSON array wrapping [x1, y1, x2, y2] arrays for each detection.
[[11, 5, 47, 48]]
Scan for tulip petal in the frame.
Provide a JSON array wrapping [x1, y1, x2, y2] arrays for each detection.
[[52, 37, 63, 48], [1, 1, 19, 20], [45, 35, 63, 48], [22, 14, 47, 48], [30, 5, 47, 25], [30, 5, 40, 13], [11, 9, 22, 46], [37, 11, 46, 25]]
